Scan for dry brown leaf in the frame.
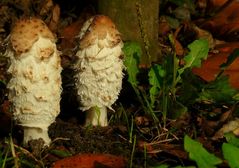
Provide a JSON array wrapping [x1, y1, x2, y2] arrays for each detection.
[[193, 25, 215, 49], [48, 4, 60, 32], [213, 118, 239, 140], [173, 26, 184, 56], [39, 0, 54, 16]]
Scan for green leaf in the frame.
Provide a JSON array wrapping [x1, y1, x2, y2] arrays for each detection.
[[224, 132, 239, 148], [148, 64, 165, 107], [123, 42, 142, 86], [184, 135, 222, 168], [165, 16, 180, 29], [174, 166, 196, 168], [169, 0, 195, 11], [50, 149, 72, 158], [222, 143, 239, 168], [0, 80, 6, 85], [177, 39, 209, 83], [197, 76, 237, 103], [183, 39, 209, 69], [151, 165, 169, 168]]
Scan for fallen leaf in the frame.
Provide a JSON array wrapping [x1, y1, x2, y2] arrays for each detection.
[[174, 26, 184, 56], [52, 153, 127, 168], [192, 42, 239, 88], [213, 118, 239, 140], [201, 0, 239, 41], [60, 19, 84, 52], [40, 0, 54, 16], [193, 25, 215, 49], [48, 4, 60, 32]]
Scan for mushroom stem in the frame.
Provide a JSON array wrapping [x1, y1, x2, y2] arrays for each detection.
[[23, 126, 50, 145], [85, 106, 108, 126]]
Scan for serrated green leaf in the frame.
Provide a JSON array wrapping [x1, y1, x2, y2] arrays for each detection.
[[123, 42, 142, 86], [184, 135, 222, 168], [197, 76, 237, 103], [222, 143, 239, 168], [177, 39, 209, 83], [224, 132, 239, 148], [184, 39, 209, 68], [148, 64, 165, 107]]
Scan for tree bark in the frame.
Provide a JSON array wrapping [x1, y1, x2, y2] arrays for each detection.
[[98, 0, 160, 67]]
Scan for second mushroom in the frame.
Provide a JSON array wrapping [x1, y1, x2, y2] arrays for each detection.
[[74, 15, 124, 126]]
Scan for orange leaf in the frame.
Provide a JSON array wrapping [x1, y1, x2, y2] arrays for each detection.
[[201, 0, 239, 40], [192, 42, 239, 88], [52, 153, 127, 168], [60, 20, 83, 51]]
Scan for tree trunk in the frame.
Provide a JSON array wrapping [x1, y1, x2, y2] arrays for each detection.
[[98, 0, 160, 67]]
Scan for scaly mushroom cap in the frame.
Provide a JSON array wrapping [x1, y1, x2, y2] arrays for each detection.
[[78, 15, 121, 49], [6, 17, 62, 145], [11, 18, 55, 55], [75, 15, 124, 114]]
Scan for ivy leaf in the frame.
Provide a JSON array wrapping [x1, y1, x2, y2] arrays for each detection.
[[148, 64, 165, 107], [222, 143, 239, 168], [197, 76, 237, 103], [184, 135, 222, 168], [123, 42, 142, 86]]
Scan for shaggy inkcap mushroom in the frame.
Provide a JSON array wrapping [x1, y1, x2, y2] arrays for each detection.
[[6, 18, 62, 145], [75, 15, 124, 126]]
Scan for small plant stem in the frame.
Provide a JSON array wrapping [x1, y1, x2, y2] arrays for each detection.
[[121, 103, 130, 132], [133, 85, 159, 123], [129, 116, 134, 143], [2, 146, 10, 168], [162, 82, 168, 128], [9, 135, 19, 168], [130, 135, 137, 168], [172, 52, 179, 97], [136, 2, 151, 65], [144, 143, 147, 168], [140, 89, 159, 123]]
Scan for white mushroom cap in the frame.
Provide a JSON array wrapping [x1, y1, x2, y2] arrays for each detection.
[[7, 18, 62, 145], [74, 15, 124, 126]]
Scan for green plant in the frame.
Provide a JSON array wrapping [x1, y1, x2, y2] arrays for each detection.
[[123, 35, 239, 168], [184, 135, 222, 168], [123, 42, 159, 123], [0, 143, 13, 168], [123, 38, 209, 126], [184, 133, 239, 168]]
